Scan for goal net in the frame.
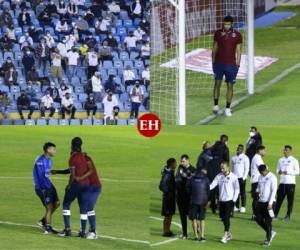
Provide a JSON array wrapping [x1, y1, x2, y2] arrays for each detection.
[[150, 0, 248, 124]]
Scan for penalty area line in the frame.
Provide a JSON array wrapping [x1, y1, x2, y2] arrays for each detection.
[[0, 220, 150, 245], [197, 62, 300, 125]]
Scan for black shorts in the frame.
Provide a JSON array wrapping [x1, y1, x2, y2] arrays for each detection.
[[161, 194, 176, 216], [35, 185, 59, 206], [189, 204, 206, 220], [219, 200, 234, 219]]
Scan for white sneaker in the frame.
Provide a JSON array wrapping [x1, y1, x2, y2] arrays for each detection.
[[270, 231, 276, 242], [234, 206, 239, 212], [226, 232, 233, 241], [221, 233, 228, 243], [213, 105, 219, 114], [225, 108, 232, 117], [86, 232, 97, 240], [240, 207, 246, 213]]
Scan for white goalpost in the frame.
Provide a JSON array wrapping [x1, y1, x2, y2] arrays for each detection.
[[151, 0, 255, 125]]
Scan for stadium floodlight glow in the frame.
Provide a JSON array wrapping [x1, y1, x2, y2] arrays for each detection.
[[247, 0, 255, 95]]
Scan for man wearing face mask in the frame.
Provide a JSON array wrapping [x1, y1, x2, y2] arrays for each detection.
[[102, 91, 119, 125], [212, 16, 242, 117], [124, 31, 138, 53], [91, 71, 103, 102], [36, 38, 50, 77], [61, 92, 76, 119], [108, 1, 121, 16], [103, 32, 118, 51], [175, 154, 196, 239], [130, 81, 144, 119], [99, 41, 113, 63], [246, 126, 263, 165], [19, 32, 34, 51], [208, 135, 230, 213], [40, 91, 56, 118], [66, 47, 80, 82], [86, 48, 99, 80], [46, 82, 61, 103], [22, 49, 35, 80], [84, 94, 97, 119], [17, 90, 35, 119], [0, 57, 15, 77], [131, 0, 143, 19], [140, 18, 150, 34]]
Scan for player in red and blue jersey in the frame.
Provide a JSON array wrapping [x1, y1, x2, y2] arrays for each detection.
[[33, 142, 60, 234]]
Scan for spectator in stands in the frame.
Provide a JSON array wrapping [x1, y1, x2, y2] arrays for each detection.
[[0, 57, 15, 77], [45, 0, 59, 18], [66, 47, 80, 82], [25, 85, 40, 103], [58, 81, 72, 99], [17, 90, 34, 119], [50, 48, 63, 82], [130, 0, 143, 19], [27, 66, 42, 86], [0, 33, 14, 51], [79, 43, 89, 64], [102, 90, 119, 125], [61, 92, 76, 119], [70, 25, 80, 41], [56, 19, 69, 35], [103, 32, 119, 51], [90, 2, 106, 18], [22, 49, 35, 80], [44, 32, 55, 48], [140, 41, 150, 64], [84, 35, 97, 49], [68, 1, 79, 16], [134, 26, 146, 42], [74, 0, 86, 10], [91, 71, 103, 102], [38, 9, 52, 27], [123, 65, 135, 87], [18, 8, 32, 28], [57, 38, 68, 73], [124, 31, 138, 52], [86, 47, 99, 80], [84, 93, 97, 119], [4, 67, 18, 86], [99, 41, 113, 62], [95, 16, 110, 35], [28, 25, 42, 43], [65, 34, 77, 50], [130, 80, 144, 119], [108, 0, 121, 16], [35, 1, 47, 18], [84, 9, 95, 26], [140, 17, 150, 34], [76, 15, 91, 38], [0, 8, 13, 27], [142, 65, 150, 88], [6, 24, 16, 43], [46, 81, 61, 103], [19, 32, 34, 52], [104, 75, 122, 94], [57, 0, 68, 18], [36, 38, 50, 77], [40, 91, 55, 118], [0, 92, 11, 119]]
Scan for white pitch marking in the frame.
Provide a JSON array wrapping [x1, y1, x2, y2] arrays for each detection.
[[0, 220, 150, 245], [149, 216, 182, 229]]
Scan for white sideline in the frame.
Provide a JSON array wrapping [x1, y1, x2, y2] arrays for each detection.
[[149, 216, 181, 247], [0, 176, 150, 183], [197, 62, 300, 124], [0, 220, 150, 245]]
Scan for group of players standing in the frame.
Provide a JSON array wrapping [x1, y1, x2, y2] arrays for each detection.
[[159, 126, 299, 247], [32, 137, 101, 239]]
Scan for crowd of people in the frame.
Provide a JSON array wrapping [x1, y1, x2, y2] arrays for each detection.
[[0, 0, 150, 123], [159, 127, 299, 247]]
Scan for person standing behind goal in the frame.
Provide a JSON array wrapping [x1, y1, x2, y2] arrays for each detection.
[[212, 15, 242, 117]]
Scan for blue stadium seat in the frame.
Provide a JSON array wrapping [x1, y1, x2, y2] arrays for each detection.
[[107, 68, 117, 76], [128, 119, 137, 125], [124, 101, 132, 111], [96, 103, 103, 110], [1, 119, 13, 125], [36, 119, 47, 125], [93, 119, 104, 125], [75, 86, 84, 94], [115, 19, 123, 28], [25, 119, 36, 126], [82, 119, 93, 125], [48, 119, 59, 126], [134, 60, 144, 70], [114, 60, 123, 69], [134, 18, 141, 27], [120, 92, 129, 102], [123, 19, 133, 28], [117, 27, 127, 37], [0, 85, 9, 93], [78, 93, 88, 102], [119, 10, 129, 20], [119, 51, 129, 60], [111, 51, 119, 60], [100, 69, 108, 79], [130, 51, 140, 60], [14, 119, 25, 125], [74, 102, 83, 110], [103, 61, 113, 69], [10, 86, 20, 94], [123, 60, 134, 68], [4, 52, 14, 60], [71, 93, 78, 101], [139, 105, 147, 112], [117, 119, 128, 125], [53, 102, 61, 109], [71, 77, 81, 86], [59, 119, 69, 125], [70, 119, 81, 125]]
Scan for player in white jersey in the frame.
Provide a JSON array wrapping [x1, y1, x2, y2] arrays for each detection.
[[274, 145, 299, 220], [231, 144, 249, 213], [210, 162, 239, 244], [250, 145, 265, 220], [255, 164, 277, 247]]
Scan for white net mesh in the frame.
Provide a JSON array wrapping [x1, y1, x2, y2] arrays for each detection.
[[151, 0, 248, 124]]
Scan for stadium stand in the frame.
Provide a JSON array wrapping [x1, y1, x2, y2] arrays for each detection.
[[0, 0, 150, 125]]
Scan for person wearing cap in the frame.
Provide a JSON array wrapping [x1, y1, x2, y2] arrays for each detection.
[[17, 90, 35, 119], [123, 65, 135, 87], [61, 92, 76, 119], [255, 164, 277, 247], [130, 80, 144, 119], [102, 90, 119, 125], [0, 91, 11, 119], [40, 91, 55, 119], [84, 94, 97, 119]]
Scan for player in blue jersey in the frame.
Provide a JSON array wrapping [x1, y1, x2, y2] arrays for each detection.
[[33, 142, 60, 234]]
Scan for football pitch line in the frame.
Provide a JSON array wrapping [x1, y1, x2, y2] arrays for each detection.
[[149, 216, 181, 247], [0, 176, 150, 183], [0, 220, 150, 245], [197, 61, 300, 125]]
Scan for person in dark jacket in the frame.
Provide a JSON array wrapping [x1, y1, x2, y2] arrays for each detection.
[[84, 94, 97, 119], [104, 75, 122, 94], [17, 90, 34, 119], [196, 141, 213, 171], [186, 169, 210, 241], [159, 158, 177, 237], [18, 8, 32, 27], [208, 134, 229, 213], [22, 50, 35, 81], [175, 154, 196, 239], [246, 126, 263, 165]]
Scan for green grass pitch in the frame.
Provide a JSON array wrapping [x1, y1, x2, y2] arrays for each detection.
[[149, 125, 300, 249], [0, 126, 150, 250]]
